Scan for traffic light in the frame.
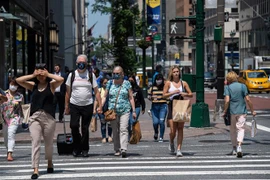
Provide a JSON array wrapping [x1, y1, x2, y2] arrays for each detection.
[[169, 37, 175, 45]]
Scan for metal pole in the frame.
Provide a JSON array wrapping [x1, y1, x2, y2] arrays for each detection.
[[216, 0, 225, 100], [142, 0, 147, 96], [152, 38, 155, 77], [132, 16, 136, 61], [190, 0, 210, 128]]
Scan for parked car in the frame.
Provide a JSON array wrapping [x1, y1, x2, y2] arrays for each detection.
[[204, 72, 216, 89], [238, 70, 270, 93]]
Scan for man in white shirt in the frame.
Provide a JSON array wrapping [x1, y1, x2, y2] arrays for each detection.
[[65, 55, 102, 157]]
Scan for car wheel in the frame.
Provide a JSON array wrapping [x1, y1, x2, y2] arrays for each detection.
[[267, 91, 269, 94], [259, 91, 262, 94]]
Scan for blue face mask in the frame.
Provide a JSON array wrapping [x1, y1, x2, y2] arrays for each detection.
[[77, 62, 86, 70], [113, 74, 121, 80]]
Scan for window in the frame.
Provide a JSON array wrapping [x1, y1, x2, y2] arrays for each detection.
[[236, 21, 239, 31], [231, 8, 238, 13]]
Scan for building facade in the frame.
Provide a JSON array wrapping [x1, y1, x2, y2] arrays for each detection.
[[239, 0, 270, 69]]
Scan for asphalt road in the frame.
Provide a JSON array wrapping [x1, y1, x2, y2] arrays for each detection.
[[1, 114, 269, 180]]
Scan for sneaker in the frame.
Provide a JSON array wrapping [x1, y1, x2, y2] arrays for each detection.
[[147, 110, 152, 117], [158, 138, 163, 142], [169, 143, 175, 153], [237, 146, 243, 158], [114, 151, 121, 156], [108, 136, 113, 143], [231, 149, 237, 155], [121, 151, 127, 158], [154, 133, 158, 141], [101, 138, 106, 143], [176, 150, 183, 157], [82, 151, 89, 157]]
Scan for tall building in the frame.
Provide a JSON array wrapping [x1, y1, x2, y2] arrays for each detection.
[[239, 0, 270, 69]]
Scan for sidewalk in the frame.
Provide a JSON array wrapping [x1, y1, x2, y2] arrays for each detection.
[[0, 92, 267, 144]]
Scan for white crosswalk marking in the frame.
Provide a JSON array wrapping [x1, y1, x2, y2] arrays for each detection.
[[1, 153, 270, 179]]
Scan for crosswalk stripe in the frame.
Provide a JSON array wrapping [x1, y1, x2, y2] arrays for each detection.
[[1, 158, 270, 168], [1, 170, 270, 179]]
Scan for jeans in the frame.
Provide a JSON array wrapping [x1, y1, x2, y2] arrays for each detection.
[[97, 113, 112, 138], [70, 103, 93, 152], [151, 103, 167, 139], [128, 107, 141, 137]]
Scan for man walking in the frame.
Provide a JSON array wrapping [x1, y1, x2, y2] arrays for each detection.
[[65, 55, 102, 157], [53, 64, 67, 122]]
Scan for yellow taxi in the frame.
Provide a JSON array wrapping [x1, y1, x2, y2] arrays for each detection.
[[238, 70, 270, 93]]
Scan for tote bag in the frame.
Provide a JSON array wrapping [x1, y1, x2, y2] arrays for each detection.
[[172, 99, 191, 122], [21, 104, 31, 124]]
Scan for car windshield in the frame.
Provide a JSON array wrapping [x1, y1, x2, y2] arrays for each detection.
[[247, 72, 267, 78], [204, 72, 213, 78], [261, 69, 270, 76]]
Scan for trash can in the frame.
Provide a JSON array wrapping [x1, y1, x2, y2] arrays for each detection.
[[182, 74, 196, 92]]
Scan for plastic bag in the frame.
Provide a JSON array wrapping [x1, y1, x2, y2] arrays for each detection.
[[251, 117, 257, 138]]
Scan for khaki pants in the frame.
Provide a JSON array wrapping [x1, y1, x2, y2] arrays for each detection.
[[29, 111, 56, 168], [111, 112, 129, 152], [230, 114, 246, 147]]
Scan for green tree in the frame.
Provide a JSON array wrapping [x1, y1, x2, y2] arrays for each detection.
[[92, 0, 141, 74]]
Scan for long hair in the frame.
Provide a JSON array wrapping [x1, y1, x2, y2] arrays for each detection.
[[168, 65, 181, 81], [128, 75, 140, 90], [152, 73, 165, 90]]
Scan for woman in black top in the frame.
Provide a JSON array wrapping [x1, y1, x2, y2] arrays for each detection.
[[128, 75, 145, 139], [16, 65, 64, 179]]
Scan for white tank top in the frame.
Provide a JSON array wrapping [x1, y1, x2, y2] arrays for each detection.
[[168, 81, 184, 100]]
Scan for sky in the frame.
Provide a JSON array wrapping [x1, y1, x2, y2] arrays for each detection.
[[88, 0, 110, 38]]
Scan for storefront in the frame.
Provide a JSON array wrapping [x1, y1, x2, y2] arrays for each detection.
[[0, 0, 50, 90]]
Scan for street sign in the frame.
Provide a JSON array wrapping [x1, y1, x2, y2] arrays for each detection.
[[169, 20, 186, 36]]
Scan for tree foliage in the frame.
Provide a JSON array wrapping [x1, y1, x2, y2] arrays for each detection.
[[92, 0, 141, 74]]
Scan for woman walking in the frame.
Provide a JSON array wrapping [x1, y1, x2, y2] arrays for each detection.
[[103, 66, 136, 158], [128, 75, 145, 139], [148, 74, 167, 142], [94, 77, 113, 143], [163, 65, 193, 157], [16, 65, 64, 179], [0, 77, 23, 161]]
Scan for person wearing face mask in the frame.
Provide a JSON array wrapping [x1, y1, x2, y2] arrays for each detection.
[[102, 66, 136, 158], [147, 74, 167, 142], [65, 54, 102, 158], [94, 77, 112, 143], [128, 75, 145, 140], [0, 77, 23, 161]]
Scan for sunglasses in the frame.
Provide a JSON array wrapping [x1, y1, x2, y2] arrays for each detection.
[[112, 73, 120, 75]]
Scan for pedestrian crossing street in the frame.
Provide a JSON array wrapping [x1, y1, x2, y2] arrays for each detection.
[[0, 145, 270, 179]]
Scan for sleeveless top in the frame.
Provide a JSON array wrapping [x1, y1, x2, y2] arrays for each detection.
[[168, 81, 184, 100], [30, 83, 54, 117]]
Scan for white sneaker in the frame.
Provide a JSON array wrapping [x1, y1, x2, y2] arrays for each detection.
[[231, 149, 237, 155], [147, 110, 152, 117], [176, 150, 183, 157], [237, 146, 242, 158], [158, 138, 163, 142], [168, 143, 175, 153]]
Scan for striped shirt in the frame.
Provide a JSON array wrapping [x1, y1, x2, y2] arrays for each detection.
[[148, 86, 167, 103]]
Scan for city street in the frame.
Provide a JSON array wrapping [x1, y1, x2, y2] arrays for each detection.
[[0, 128, 270, 180], [0, 93, 270, 180]]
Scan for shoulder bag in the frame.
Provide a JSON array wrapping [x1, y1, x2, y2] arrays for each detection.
[[104, 83, 122, 121]]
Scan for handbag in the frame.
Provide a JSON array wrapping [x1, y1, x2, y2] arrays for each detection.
[[90, 116, 97, 132], [21, 103, 31, 124], [251, 117, 257, 137], [224, 109, 231, 126], [172, 99, 191, 122], [129, 121, 142, 144], [104, 84, 122, 121]]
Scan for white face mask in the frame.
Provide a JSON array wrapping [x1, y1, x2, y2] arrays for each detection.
[[9, 85, 18, 92], [156, 80, 163, 85]]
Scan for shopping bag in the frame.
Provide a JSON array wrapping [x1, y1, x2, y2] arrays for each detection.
[[251, 117, 257, 138], [224, 111, 231, 126], [129, 121, 142, 144], [172, 99, 191, 122], [21, 104, 31, 124], [90, 116, 97, 132]]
